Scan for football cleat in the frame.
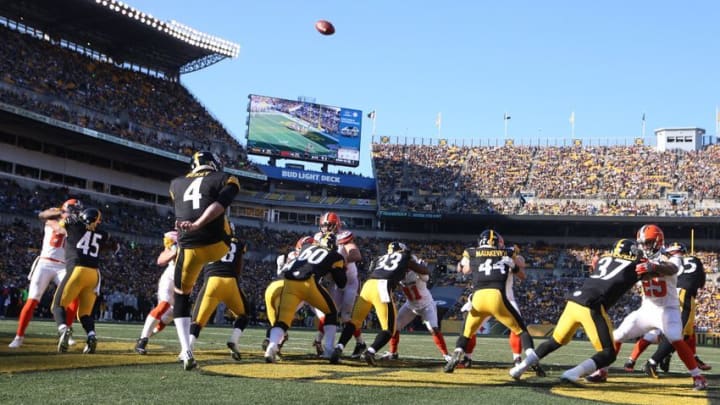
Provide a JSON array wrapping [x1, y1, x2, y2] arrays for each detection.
[[643, 361, 659, 378], [659, 354, 671, 373], [560, 369, 582, 383], [135, 337, 148, 355], [351, 342, 367, 359], [513, 357, 522, 366], [585, 368, 608, 383], [8, 336, 23, 348], [313, 339, 324, 357], [83, 335, 97, 354], [695, 356, 711, 371], [380, 351, 399, 361], [227, 342, 241, 361], [693, 375, 708, 391], [457, 356, 473, 369], [264, 344, 279, 364], [444, 349, 465, 373], [361, 349, 376, 366], [532, 363, 547, 377], [57, 327, 72, 353], [329, 346, 343, 365], [624, 358, 636, 372], [181, 351, 198, 370]]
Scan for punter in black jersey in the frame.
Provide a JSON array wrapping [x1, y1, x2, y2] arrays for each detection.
[[646, 242, 711, 372], [264, 233, 347, 363], [169, 151, 240, 370], [445, 229, 533, 373], [190, 227, 249, 361], [510, 238, 644, 381], [330, 241, 429, 366], [53, 208, 112, 355]]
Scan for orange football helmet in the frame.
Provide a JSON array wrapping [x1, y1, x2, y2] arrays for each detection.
[[636, 224, 664, 255], [319, 212, 341, 233], [61, 198, 83, 214]]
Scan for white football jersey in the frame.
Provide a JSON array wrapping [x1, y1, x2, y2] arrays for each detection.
[[399, 269, 433, 310], [39, 223, 65, 262], [640, 256, 680, 308]]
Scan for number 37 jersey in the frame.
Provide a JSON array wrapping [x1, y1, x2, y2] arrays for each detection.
[[569, 253, 642, 309]]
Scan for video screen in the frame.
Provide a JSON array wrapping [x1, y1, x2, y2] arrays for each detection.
[[246, 94, 362, 167]]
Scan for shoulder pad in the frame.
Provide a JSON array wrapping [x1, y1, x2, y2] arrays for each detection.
[[337, 230, 354, 244]]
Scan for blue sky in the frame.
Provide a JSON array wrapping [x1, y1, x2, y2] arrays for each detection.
[[128, 0, 720, 177]]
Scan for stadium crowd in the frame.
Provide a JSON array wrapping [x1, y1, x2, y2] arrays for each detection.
[[0, 25, 256, 172], [2, 200, 718, 335], [373, 143, 720, 216]]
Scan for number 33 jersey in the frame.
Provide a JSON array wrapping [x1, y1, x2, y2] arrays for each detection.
[[569, 253, 643, 309], [369, 251, 415, 289]]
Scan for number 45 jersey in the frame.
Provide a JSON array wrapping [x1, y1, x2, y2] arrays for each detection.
[[569, 249, 643, 309]]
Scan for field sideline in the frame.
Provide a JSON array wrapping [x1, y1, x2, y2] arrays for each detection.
[[0, 319, 717, 404]]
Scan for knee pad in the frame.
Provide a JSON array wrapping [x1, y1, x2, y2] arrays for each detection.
[[233, 315, 248, 330], [324, 312, 338, 326], [173, 294, 191, 318]]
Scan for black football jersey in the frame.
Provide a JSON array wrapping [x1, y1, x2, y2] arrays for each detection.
[[63, 218, 109, 269], [463, 247, 516, 290], [204, 238, 244, 278], [369, 251, 414, 289], [677, 255, 706, 295], [169, 170, 239, 247], [569, 253, 641, 308], [281, 244, 346, 288]]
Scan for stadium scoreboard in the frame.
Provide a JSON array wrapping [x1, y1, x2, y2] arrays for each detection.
[[246, 94, 362, 167]]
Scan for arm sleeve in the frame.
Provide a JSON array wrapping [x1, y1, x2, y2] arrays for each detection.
[[331, 260, 347, 289], [216, 176, 240, 208]]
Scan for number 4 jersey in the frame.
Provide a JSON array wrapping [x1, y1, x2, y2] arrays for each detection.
[[569, 252, 642, 309], [169, 170, 239, 248]]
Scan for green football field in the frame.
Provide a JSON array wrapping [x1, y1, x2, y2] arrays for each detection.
[[0, 319, 717, 404], [248, 112, 334, 156]]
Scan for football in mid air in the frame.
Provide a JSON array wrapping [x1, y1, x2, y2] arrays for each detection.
[[315, 19, 335, 36]]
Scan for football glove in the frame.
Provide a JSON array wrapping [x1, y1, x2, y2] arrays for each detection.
[[635, 261, 655, 277]]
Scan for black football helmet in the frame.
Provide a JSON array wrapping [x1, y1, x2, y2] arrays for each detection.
[[611, 239, 639, 259], [318, 233, 337, 251], [387, 241, 408, 254], [190, 151, 221, 172], [666, 241, 687, 255], [478, 229, 504, 249], [80, 208, 102, 231]]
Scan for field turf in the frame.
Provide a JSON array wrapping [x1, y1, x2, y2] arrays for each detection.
[[1, 320, 717, 404]]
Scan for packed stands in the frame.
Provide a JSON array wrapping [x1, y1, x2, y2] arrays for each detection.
[[373, 142, 720, 216], [0, 25, 256, 172]]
